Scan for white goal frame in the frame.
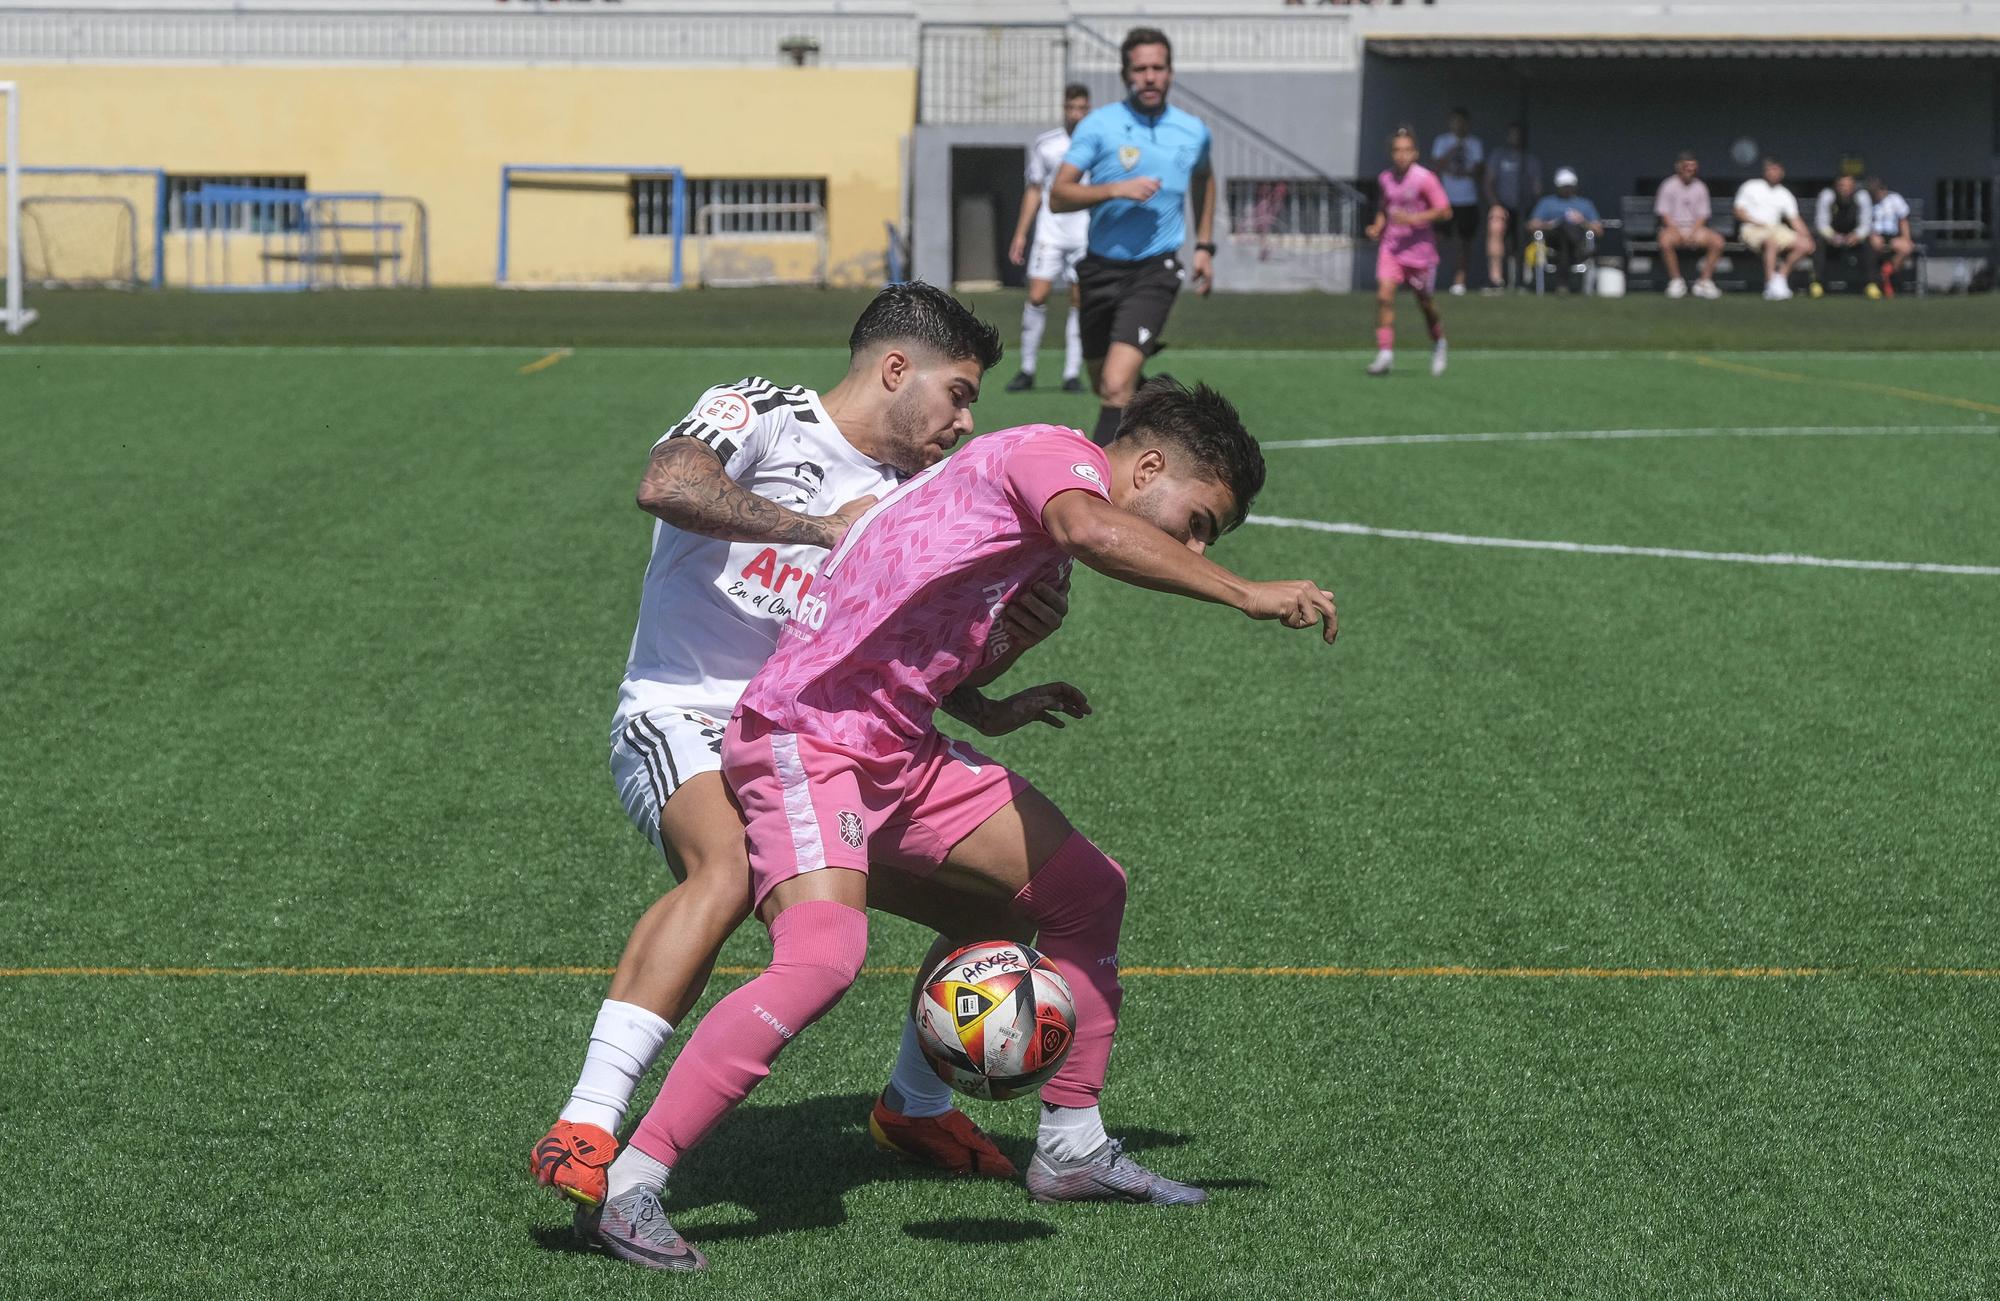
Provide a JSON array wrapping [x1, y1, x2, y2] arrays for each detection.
[[2, 82, 39, 335]]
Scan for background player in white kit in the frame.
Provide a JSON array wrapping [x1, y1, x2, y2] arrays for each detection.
[[1004, 83, 1092, 394], [533, 284, 1087, 1214]]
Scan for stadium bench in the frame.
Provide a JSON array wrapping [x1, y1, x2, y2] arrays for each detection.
[[1620, 198, 1752, 292]]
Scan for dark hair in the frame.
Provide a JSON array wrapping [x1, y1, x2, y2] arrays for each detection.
[[848, 281, 1003, 372], [1451, 106, 1471, 120], [1121, 26, 1172, 73], [1063, 81, 1090, 102], [1391, 125, 1417, 143], [1114, 377, 1265, 527], [1676, 149, 1697, 163], [1864, 175, 1884, 189], [1763, 155, 1784, 168]]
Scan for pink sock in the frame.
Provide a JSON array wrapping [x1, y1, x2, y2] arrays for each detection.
[[628, 899, 867, 1168], [1375, 327, 1394, 350], [1015, 832, 1127, 1109]]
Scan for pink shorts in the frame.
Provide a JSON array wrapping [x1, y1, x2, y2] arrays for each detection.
[[724, 710, 1033, 906], [1377, 248, 1438, 295]]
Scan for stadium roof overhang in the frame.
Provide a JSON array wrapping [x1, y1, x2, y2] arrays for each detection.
[[1366, 36, 2000, 60]]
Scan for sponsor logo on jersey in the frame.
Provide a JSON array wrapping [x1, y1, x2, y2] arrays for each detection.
[[838, 810, 865, 849], [1071, 462, 1104, 486], [698, 390, 753, 431]]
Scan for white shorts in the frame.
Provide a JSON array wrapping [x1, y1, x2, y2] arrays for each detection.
[[610, 707, 729, 851], [1028, 239, 1086, 287]]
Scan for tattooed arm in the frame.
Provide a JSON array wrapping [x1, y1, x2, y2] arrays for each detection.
[[636, 437, 873, 548]]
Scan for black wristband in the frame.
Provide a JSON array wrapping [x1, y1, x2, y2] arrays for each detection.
[[1194, 242, 1217, 254]]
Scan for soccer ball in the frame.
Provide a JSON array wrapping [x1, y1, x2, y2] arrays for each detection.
[[915, 941, 1076, 1101]]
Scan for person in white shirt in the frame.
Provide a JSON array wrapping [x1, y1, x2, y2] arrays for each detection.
[[1005, 83, 1093, 393], [1811, 173, 1880, 298], [533, 284, 1082, 1217], [1430, 107, 1485, 295], [1866, 176, 1916, 294], [1734, 156, 1815, 301]]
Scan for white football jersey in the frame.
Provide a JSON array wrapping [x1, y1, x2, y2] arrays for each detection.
[[1027, 126, 1090, 249], [614, 378, 903, 732]]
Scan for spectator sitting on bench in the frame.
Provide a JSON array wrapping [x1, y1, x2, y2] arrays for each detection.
[[1482, 122, 1541, 294], [1734, 156, 1814, 301], [1867, 177, 1915, 297], [1654, 150, 1723, 299], [1812, 174, 1880, 299], [1528, 168, 1603, 293]]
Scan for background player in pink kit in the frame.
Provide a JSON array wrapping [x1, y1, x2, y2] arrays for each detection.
[[592, 380, 1338, 1271], [1365, 127, 1453, 379]]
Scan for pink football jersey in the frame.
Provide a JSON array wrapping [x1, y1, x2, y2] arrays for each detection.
[[738, 424, 1106, 756], [1378, 164, 1448, 260]]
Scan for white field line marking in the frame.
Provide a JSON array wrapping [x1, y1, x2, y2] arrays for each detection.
[[1263, 424, 1998, 450], [6, 344, 1999, 362], [1249, 515, 2000, 577]]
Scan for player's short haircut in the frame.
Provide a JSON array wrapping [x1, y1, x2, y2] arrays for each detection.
[[1115, 377, 1266, 527], [1064, 82, 1090, 101], [1121, 26, 1172, 73], [1676, 149, 1697, 163], [1763, 154, 1784, 168], [1390, 125, 1417, 145], [848, 281, 1003, 372], [1864, 175, 1884, 189], [1451, 106, 1470, 120]]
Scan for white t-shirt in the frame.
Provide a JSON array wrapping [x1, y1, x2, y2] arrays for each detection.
[[1026, 126, 1090, 249], [1734, 179, 1800, 228], [1430, 132, 1485, 207], [1872, 191, 1911, 236], [615, 379, 903, 730]]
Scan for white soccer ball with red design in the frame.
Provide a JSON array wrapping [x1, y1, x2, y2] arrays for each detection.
[[915, 940, 1077, 1101]]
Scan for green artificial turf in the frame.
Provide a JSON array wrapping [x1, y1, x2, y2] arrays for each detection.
[[3, 331, 1997, 1300]]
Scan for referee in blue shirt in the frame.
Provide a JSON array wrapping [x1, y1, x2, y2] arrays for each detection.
[[1050, 27, 1216, 445]]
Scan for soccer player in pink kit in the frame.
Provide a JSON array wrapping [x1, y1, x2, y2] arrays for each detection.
[[1366, 126, 1453, 378], [592, 379, 1338, 1270]]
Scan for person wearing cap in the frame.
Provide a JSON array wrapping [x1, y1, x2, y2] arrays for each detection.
[[1527, 168, 1604, 293]]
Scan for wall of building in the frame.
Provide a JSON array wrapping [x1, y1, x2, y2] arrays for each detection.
[[0, 63, 916, 287]]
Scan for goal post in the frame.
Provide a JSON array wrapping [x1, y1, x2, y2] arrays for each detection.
[[20, 166, 167, 289], [2, 81, 38, 335], [497, 164, 685, 291]]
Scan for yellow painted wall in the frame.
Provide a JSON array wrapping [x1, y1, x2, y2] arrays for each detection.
[[1, 64, 914, 287]]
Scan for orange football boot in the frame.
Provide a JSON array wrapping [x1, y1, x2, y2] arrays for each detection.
[[868, 1096, 1017, 1178], [532, 1119, 619, 1208]]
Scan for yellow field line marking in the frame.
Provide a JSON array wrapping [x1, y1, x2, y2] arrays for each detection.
[[517, 347, 573, 376], [2, 964, 1995, 980], [1682, 353, 2000, 418]]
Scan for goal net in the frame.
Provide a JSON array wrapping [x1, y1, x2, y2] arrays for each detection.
[[17, 167, 165, 290]]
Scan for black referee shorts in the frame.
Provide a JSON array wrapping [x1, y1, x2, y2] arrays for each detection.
[[1076, 251, 1184, 362]]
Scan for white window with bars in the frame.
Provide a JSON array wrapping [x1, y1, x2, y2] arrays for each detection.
[[1226, 177, 1350, 241], [629, 177, 825, 238], [166, 174, 307, 233]]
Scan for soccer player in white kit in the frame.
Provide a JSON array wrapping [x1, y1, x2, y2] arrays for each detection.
[[533, 284, 1088, 1219], [1004, 83, 1092, 394]]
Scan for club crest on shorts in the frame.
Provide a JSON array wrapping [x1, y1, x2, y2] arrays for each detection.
[[837, 810, 864, 849]]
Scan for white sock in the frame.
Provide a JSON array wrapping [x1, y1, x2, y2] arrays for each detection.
[[881, 1016, 955, 1119], [1037, 1102, 1109, 1162], [1062, 307, 1083, 381], [558, 999, 673, 1133], [1019, 301, 1047, 374], [604, 1143, 671, 1200]]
